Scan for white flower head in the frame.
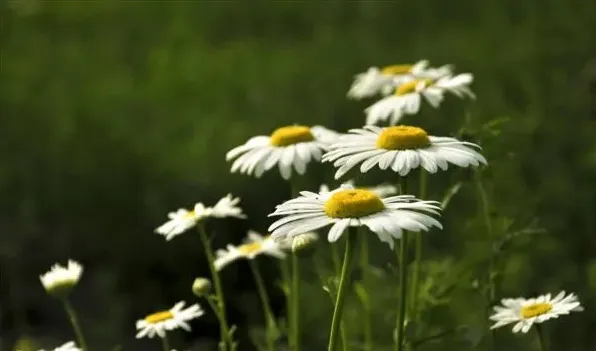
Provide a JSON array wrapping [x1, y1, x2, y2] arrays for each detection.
[[347, 60, 453, 100], [214, 231, 287, 271], [320, 181, 398, 198], [38, 341, 81, 351], [268, 183, 442, 250], [155, 194, 246, 241], [39, 260, 83, 298], [136, 301, 204, 339], [365, 73, 474, 125], [490, 291, 583, 333], [323, 125, 487, 179], [226, 125, 339, 180]]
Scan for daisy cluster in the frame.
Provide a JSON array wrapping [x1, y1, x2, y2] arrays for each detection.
[[34, 58, 582, 351]]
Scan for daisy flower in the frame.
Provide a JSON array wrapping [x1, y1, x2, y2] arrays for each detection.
[[347, 60, 452, 99], [38, 341, 81, 351], [214, 231, 286, 271], [490, 291, 583, 333], [268, 183, 442, 249], [323, 125, 487, 179], [365, 73, 474, 125], [136, 301, 204, 339], [320, 181, 398, 198], [155, 194, 246, 241], [40, 260, 83, 298], [225, 125, 339, 180]]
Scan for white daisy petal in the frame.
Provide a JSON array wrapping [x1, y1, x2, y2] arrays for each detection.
[[136, 301, 204, 339], [215, 231, 288, 271]]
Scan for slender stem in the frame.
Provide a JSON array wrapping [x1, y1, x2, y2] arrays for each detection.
[[198, 223, 232, 351], [475, 171, 496, 351], [160, 334, 170, 351], [62, 299, 89, 351], [327, 228, 356, 351], [410, 170, 427, 323], [291, 253, 301, 351], [394, 232, 409, 351], [249, 260, 277, 351], [360, 231, 372, 351], [280, 258, 293, 347], [536, 325, 548, 351], [207, 297, 234, 351], [340, 322, 349, 351]]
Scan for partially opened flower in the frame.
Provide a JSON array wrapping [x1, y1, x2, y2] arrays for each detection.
[[136, 301, 204, 339], [320, 181, 397, 198], [155, 194, 246, 241], [323, 125, 486, 179], [214, 231, 286, 271], [365, 73, 474, 125], [226, 125, 339, 180], [347, 60, 452, 99], [38, 341, 81, 351], [40, 260, 83, 298], [490, 291, 583, 333], [269, 184, 442, 249]]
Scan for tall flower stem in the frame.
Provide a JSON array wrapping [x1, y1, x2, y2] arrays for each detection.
[[160, 334, 170, 351], [327, 228, 356, 351], [394, 231, 409, 351], [206, 297, 235, 351], [475, 171, 496, 351], [292, 253, 301, 351], [536, 325, 548, 351], [249, 260, 277, 351], [198, 223, 232, 351], [280, 259, 293, 347], [360, 230, 373, 351], [61, 299, 89, 351], [410, 170, 427, 322]]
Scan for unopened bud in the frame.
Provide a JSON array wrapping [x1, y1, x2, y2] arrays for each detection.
[[192, 277, 212, 297], [291, 232, 319, 257]]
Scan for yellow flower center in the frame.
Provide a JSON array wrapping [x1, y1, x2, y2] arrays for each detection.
[[324, 189, 385, 218], [270, 126, 314, 147], [376, 126, 431, 150], [521, 303, 553, 319], [184, 210, 195, 219], [381, 64, 413, 75], [395, 79, 434, 96], [144, 310, 174, 324], [238, 242, 263, 255]]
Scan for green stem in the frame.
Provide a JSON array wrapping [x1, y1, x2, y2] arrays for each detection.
[[160, 334, 170, 351], [410, 170, 427, 323], [475, 171, 496, 351], [249, 260, 277, 351], [340, 322, 349, 351], [62, 299, 89, 351], [291, 253, 301, 351], [198, 223, 232, 351], [536, 325, 548, 351], [207, 297, 235, 351], [280, 259, 293, 347], [394, 232, 409, 351], [327, 228, 356, 351], [360, 232, 372, 351]]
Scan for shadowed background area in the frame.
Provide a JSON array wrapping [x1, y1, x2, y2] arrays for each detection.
[[1, 1, 596, 350]]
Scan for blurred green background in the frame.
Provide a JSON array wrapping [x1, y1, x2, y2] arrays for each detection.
[[2, 1, 596, 350]]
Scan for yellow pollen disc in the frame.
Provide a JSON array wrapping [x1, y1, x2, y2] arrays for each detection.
[[376, 126, 431, 150], [324, 189, 385, 218], [184, 210, 195, 219], [270, 125, 314, 147], [238, 242, 263, 255], [381, 64, 413, 75], [395, 79, 434, 96], [145, 310, 174, 324], [521, 303, 553, 319]]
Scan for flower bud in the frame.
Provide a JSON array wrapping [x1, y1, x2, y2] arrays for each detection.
[[192, 277, 212, 297], [291, 232, 319, 257], [39, 260, 83, 299]]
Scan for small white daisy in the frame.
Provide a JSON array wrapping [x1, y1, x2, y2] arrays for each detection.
[[320, 181, 398, 198], [214, 231, 287, 271], [365, 73, 474, 125], [268, 183, 442, 249], [39, 260, 83, 298], [225, 125, 339, 180], [490, 291, 583, 333], [347, 60, 451, 100], [323, 125, 487, 179], [38, 341, 81, 351], [155, 194, 246, 241], [136, 301, 204, 339]]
